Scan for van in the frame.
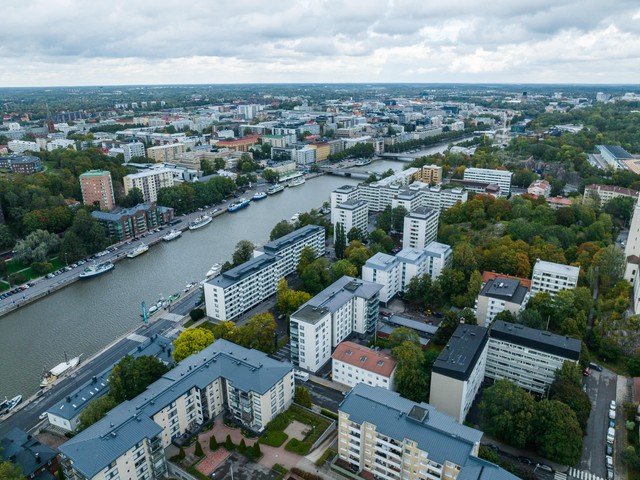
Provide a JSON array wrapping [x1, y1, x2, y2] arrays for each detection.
[[607, 427, 615, 444], [293, 370, 309, 382]]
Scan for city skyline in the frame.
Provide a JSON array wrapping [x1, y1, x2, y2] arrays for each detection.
[[1, 0, 639, 87]]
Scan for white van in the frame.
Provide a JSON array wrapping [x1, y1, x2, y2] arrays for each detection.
[[293, 369, 309, 382], [607, 427, 615, 444]]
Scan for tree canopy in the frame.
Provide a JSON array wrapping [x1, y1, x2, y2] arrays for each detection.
[[173, 327, 215, 362]]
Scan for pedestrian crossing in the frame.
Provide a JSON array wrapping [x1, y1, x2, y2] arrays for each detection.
[[554, 467, 606, 480]]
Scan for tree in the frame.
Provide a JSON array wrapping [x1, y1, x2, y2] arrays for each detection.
[[592, 244, 625, 291], [252, 441, 262, 458], [479, 380, 535, 449], [533, 400, 583, 465], [0, 461, 25, 480], [195, 439, 204, 457], [108, 355, 169, 403], [14, 229, 60, 264], [239, 312, 277, 353], [549, 373, 591, 432], [330, 259, 358, 281], [173, 327, 215, 362], [391, 206, 407, 232], [301, 258, 333, 295], [225, 434, 234, 450], [262, 169, 279, 183], [270, 220, 295, 240], [295, 386, 312, 407], [344, 242, 373, 275], [0, 224, 14, 250], [388, 327, 420, 349], [77, 395, 118, 431], [452, 243, 478, 279], [376, 206, 392, 233], [393, 340, 428, 402], [334, 223, 346, 259], [209, 435, 219, 450], [232, 240, 255, 266], [121, 187, 144, 207], [494, 310, 517, 324], [277, 279, 311, 316], [346, 226, 365, 243]]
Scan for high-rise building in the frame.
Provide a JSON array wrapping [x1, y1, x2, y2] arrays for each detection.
[[123, 168, 175, 203], [146, 143, 186, 163], [333, 199, 368, 242], [530, 259, 580, 297], [402, 207, 439, 250], [79, 170, 115, 211]]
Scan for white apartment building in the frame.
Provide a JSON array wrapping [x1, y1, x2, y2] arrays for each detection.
[[625, 203, 640, 287], [358, 183, 402, 212], [475, 277, 530, 327], [430, 325, 489, 423], [334, 199, 368, 242], [59, 339, 294, 480], [121, 142, 146, 162], [530, 259, 580, 297], [146, 143, 187, 163], [331, 185, 360, 224], [421, 185, 468, 212], [253, 225, 325, 277], [486, 321, 581, 394], [7, 139, 40, 153], [295, 146, 316, 165], [392, 189, 422, 213], [290, 276, 381, 372], [584, 184, 640, 208], [46, 138, 76, 151], [124, 168, 175, 203], [206, 226, 325, 320], [421, 242, 452, 279], [339, 384, 518, 480], [362, 253, 401, 304], [331, 341, 396, 390], [528, 179, 551, 198], [463, 167, 512, 197], [402, 207, 439, 250]]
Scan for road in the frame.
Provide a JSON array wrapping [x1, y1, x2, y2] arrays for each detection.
[[0, 314, 180, 438]]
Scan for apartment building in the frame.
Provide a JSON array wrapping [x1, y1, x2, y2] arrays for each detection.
[[124, 168, 175, 203], [527, 179, 551, 198], [331, 185, 361, 223], [215, 134, 261, 152], [475, 277, 530, 327], [486, 321, 581, 394], [421, 185, 468, 213], [362, 253, 401, 304], [402, 207, 439, 250], [146, 143, 187, 163], [332, 341, 396, 390], [584, 184, 640, 207], [206, 226, 325, 320], [7, 139, 40, 153], [79, 170, 116, 211], [530, 259, 580, 296], [392, 189, 423, 213], [121, 142, 146, 162], [421, 242, 452, 279], [1, 428, 59, 480], [334, 199, 368, 242], [358, 183, 402, 212], [253, 225, 325, 277], [596, 144, 634, 170], [92, 204, 174, 241], [59, 339, 294, 480], [338, 384, 518, 480], [415, 164, 443, 185], [463, 167, 512, 197], [0, 154, 42, 174], [430, 325, 489, 423], [290, 276, 381, 372]]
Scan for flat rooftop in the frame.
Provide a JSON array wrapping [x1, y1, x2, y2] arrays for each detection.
[[432, 325, 489, 381], [533, 259, 580, 277], [480, 278, 528, 304], [490, 320, 581, 360]]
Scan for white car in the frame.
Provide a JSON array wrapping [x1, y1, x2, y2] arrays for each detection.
[[39, 412, 48, 420], [610, 400, 617, 411], [609, 409, 616, 420]]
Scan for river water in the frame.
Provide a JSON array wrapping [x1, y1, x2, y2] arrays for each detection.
[[0, 138, 472, 399]]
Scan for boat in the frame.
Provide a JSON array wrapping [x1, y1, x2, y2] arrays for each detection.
[[228, 198, 250, 212], [162, 229, 182, 241], [126, 243, 149, 258], [252, 191, 267, 201], [1, 395, 22, 414], [289, 176, 306, 187], [40, 353, 82, 388], [267, 184, 284, 195], [79, 262, 114, 279], [355, 158, 372, 166], [188, 215, 212, 230], [206, 263, 222, 278], [291, 212, 301, 222]]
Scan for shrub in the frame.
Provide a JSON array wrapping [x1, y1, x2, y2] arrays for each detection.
[[320, 409, 338, 421], [272, 463, 287, 480], [194, 439, 204, 457], [189, 308, 205, 321], [261, 430, 288, 447], [209, 435, 218, 451], [314, 448, 336, 467], [252, 441, 261, 458], [239, 439, 247, 453], [225, 434, 234, 451], [290, 467, 323, 480], [285, 438, 310, 455]]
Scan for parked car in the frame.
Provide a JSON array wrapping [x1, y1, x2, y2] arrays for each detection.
[[609, 419, 615, 428], [518, 456, 534, 465], [610, 400, 617, 411], [609, 409, 616, 420], [589, 362, 604, 372], [536, 463, 553, 473], [606, 444, 613, 456]]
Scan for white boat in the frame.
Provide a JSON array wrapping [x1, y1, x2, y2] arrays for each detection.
[[206, 263, 222, 278], [267, 184, 284, 195], [40, 353, 82, 388], [163, 229, 182, 241], [291, 212, 301, 222], [289, 177, 306, 187], [126, 243, 149, 258], [188, 215, 212, 230], [79, 262, 114, 279], [1, 395, 22, 414], [253, 191, 267, 201]]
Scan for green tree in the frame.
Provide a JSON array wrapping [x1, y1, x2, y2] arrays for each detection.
[[297, 246, 317, 276], [479, 380, 535, 449], [0, 224, 14, 250], [452, 243, 478, 279], [195, 439, 204, 457], [346, 226, 365, 243], [592, 244, 625, 291], [108, 355, 169, 403], [294, 386, 312, 407], [121, 187, 144, 208], [334, 223, 346, 259], [252, 441, 262, 457], [330, 259, 358, 281], [276, 279, 312, 316], [225, 434, 234, 450], [391, 206, 407, 232], [262, 169, 279, 183], [533, 400, 583, 465], [239, 312, 277, 353], [77, 395, 118, 431], [376, 205, 392, 232], [209, 435, 219, 450], [549, 373, 591, 432], [301, 258, 333, 295], [344, 242, 373, 275], [232, 240, 255, 266], [173, 327, 215, 362], [14, 229, 60, 264], [270, 220, 295, 240], [388, 327, 420, 349], [0, 461, 25, 480], [393, 340, 428, 402]]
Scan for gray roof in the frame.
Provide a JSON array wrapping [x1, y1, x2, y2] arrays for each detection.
[[340, 384, 482, 467], [258, 225, 324, 255], [533, 259, 580, 277], [364, 252, 397, 272], [207, 254, 281, 288], [432, 325, 489, 381], [480, 278, 528, 305], [395, 247, 427, 265], [458, 456, 520, 480], [490, 321, 582, 360], [92, 203, 156, 221], [334, 184, 358, 194], [599, 144, 634, 160], [383, 314, 438, 336], [59, 339, 292, 478], [0, 428, 58, 476], [292, 276, 382, 323], [338, 199, 367, 210], [396, 189, 421, 200], [424, 241, 452, 258], [406, 206, 438, 219]]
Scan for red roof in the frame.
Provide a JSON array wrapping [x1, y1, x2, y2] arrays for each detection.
[[332, 341, 396, 378], [482, 271, 531, 290], [546, 196, 572, 206]]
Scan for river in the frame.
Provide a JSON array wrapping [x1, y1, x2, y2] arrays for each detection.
[[0, 175, 363, 399]]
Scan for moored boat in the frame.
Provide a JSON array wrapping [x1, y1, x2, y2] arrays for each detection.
[[162, 229, 182, 241], [126, 243, 149, 258], [40, 352, 82, 388], [267, 184, 284, 195], [289, 176, 306, 187], [206, 263, 222, 278], [252, 191, 267, 201], [188, 215, 212, 230], [79, 262, 114, 279], [228, 198, 250, 212], [1, 395, 22, 414], [291, 212, 301, 222]]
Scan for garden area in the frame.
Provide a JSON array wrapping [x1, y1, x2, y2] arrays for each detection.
[[261, 405, 332, 455], [0, 257, 65, 292]]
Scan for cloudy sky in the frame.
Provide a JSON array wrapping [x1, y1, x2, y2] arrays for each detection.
[[1, 0, 639, 87]]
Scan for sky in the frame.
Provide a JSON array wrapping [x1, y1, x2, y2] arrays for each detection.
[[1, 0, 639, 87]]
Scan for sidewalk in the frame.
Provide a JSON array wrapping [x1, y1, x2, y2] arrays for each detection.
[[482, 436, 569, 474]]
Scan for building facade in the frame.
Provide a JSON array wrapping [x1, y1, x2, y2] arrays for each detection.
[[146, 143, 187, 163], [475, 277, 530, 327], [332, 341, 396, 390], [527, 179, 551, 198], [124, 168, 175, 203], [584, 184, 640, 207], [92, 203, 174, 241], [530, 259, 580, 297], [253, 225, 325, 277], [402, 207, 439, 250], [80, 170, 116, 211], [333, 199, 368, 242], [463, 167, 512, 197], [415, 164, 443, 185]]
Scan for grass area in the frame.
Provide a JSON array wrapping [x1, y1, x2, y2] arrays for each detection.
[[272, 463, 288, 480], [260, 430, 288, 447], [200, 321, 216, 332], [262, 405, 331, 456], [183, 319, 197, 328], [594, 355, 628, 376], [314, 448, 336, 467], [4, 259, 28, 274], [0, 281, 9, 292], [320, 409, 338, 421]]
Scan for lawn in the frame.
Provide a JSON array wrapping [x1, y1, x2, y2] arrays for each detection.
[[263, 405, 331, 456]]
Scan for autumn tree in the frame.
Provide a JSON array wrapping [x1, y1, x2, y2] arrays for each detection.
[[173, 327, 215, 362]]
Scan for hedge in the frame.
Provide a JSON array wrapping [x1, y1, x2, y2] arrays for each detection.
[[290, 467, 323, 480], [320, 409, 339, 421], [261, 430, 288, 447]]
